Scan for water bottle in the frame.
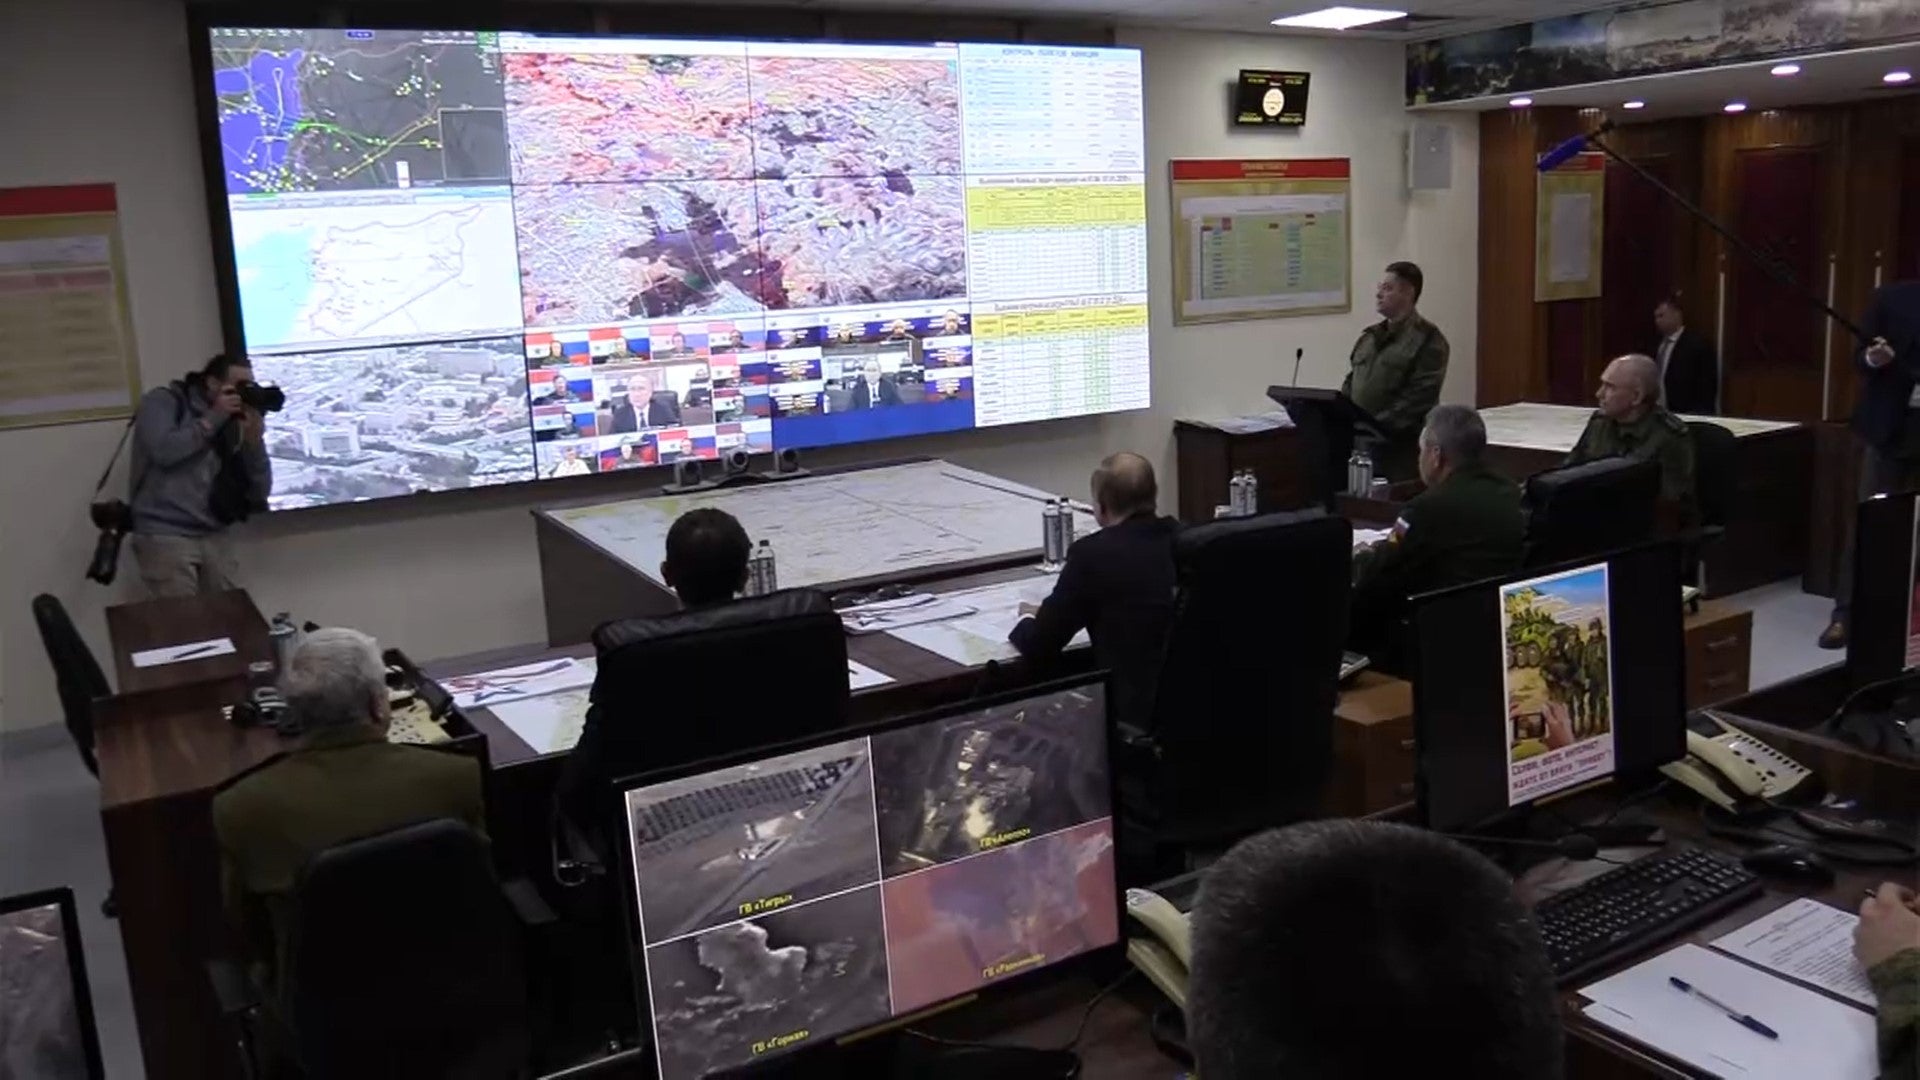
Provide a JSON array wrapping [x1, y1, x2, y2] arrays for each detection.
[[757, 540, 777, 594], [1239, 468, 1259, 516], [268, 612, 298, 674], [1041, 499, 1064, 567], [1054, 498, 1075, 555], [1227, 471, 1245, 517], [1353, 449, 1375, 496]]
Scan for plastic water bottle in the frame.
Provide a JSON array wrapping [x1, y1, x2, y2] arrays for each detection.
[[268, 612, 298, 674], [748, 540, 776, 595], [1041, 500, 1064, 568], [758, 540, 777, 594], [1239, 468, 1259, 516], [1353, 449, 1375, 496], [1054, 498, 1075, 555]]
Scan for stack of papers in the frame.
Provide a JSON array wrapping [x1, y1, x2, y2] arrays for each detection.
[[440, 656, 597, 710], [886, 578, 1088, 667]]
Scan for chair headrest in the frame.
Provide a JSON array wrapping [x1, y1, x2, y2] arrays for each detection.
[[1173, 507, 1338, 562], [1526, 454, 1657, 496], [592, 588, 837, 654]]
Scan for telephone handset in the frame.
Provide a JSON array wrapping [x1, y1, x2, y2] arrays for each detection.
[[1125, 887, 1192, 1011], [1659, 711, 1815, 812]]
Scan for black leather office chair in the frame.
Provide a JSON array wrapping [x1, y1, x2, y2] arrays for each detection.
[[211, 818, 535, 1080], [553, 589, 851, 875], [1522, 456, 1661, 568], [31, 593, 109, 777], [1120, 511, 1351, 880], [1686, 421, 1737, 592]]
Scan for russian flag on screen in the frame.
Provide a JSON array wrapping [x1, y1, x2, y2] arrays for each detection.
[[555, 330, 591, 359], [624, 328, 648, 354], [589, 327, 622, 357]]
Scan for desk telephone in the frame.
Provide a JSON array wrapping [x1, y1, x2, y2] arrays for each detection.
[[1125, 888, 1193, 1010], [1659, 711, 1814, 812]]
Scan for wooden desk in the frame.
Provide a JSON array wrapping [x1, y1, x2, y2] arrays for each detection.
[[105, 589, 272, 694], [1326, 672, 1415, 817], [1172, 419, 1313, 523], [1477, 403, 1813, 597]]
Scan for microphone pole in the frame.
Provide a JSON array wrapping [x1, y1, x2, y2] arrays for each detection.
[[1551, 122, 1870, 344], [1290, 346, 1304, 389]]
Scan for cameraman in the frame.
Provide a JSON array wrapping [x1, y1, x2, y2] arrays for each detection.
[[127, 354, 272, 597]]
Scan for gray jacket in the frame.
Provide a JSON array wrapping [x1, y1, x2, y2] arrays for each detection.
[[129, 381, 272, 537]]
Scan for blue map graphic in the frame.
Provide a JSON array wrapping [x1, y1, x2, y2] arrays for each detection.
[[215, 51, 306, 194]]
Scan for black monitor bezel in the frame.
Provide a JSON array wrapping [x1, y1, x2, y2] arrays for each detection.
[[1408, 538, 1690, 834], [0, 886, 108, 1080], [1844, 488, 1919, 688], [608, 669, 1124, 1077]]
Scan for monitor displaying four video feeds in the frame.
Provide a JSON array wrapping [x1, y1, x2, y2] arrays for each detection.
[[616, 676, 1118, 1080]]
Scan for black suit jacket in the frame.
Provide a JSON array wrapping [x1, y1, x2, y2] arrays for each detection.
[[1655, 328, 1719, 415], [848, 377, 900, 410], [1009, 513, 1179, 728], [1852, 281, 1920, 452]]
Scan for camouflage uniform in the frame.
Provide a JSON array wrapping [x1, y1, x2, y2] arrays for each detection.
[[1343, 311, 1451, 464], [1566, 404, 1698, 513], [1582, 620, 1609, 737], [1871, 948, 1917, 1079]]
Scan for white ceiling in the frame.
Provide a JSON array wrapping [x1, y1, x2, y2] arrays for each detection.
[[1415, 40, 1920, 120], [615, 0, 1620, 40]]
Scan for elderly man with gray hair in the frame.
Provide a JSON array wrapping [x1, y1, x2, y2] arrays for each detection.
[[211, 628, 485, 1004], [1567, 353, 1697, 512], [1351, 404, 1525, 667]]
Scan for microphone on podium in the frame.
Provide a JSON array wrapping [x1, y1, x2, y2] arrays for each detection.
[[1290, 346, 1304, 390], [1536, 120, 1616, 172]]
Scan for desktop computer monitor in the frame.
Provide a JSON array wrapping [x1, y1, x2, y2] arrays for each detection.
[[0, 888, 107, 1080], [1521, 457, 1661, 568], [1844, 489, 1920, 687], [1411, 541, 1688, 834], [613, 675, 1120, 1080]]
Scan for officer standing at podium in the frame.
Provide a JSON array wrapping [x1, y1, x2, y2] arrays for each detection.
[[1343, 261, 1451, 480]]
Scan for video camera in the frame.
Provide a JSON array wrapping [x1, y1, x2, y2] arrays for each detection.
[[86, 498, 133, 585], [236, 380, 285, 414]]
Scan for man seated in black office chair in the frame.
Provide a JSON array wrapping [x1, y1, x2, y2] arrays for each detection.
[[660, 507, 752, 608], [211, 628, 485, 1006], [1351, 404, 1523, 668], [1009, 451, 1178, 728], [1188, 820, 1563, 1080]]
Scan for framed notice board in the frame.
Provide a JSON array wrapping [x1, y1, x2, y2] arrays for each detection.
[[1169, 158, 1352, 325], [1535, 152, 1605, 302]]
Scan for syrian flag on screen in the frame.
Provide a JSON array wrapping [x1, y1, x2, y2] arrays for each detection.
[[589, 327, 623, 357], [525, 334, 555, 361]]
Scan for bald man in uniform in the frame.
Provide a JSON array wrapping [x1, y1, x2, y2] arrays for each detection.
[[1010, 452, 1179, 728], [1566, 353, 1697, 514]]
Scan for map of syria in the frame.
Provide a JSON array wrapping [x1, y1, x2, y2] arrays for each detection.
[[503, 52, 756, 183]]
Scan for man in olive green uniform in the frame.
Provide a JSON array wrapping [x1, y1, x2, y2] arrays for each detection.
[[1567, 354, 1697, 514], [1352, 404, 1524, 665], [1856, 882, 1919, 1079], [1343, 261, 1451, 479], [212, 628, 485, 1006]]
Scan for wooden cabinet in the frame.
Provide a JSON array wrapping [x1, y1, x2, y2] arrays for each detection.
[[1684, 599, 1753, 709], [1326, 672, 1416, 817], [1172, 420, 1312, 524]]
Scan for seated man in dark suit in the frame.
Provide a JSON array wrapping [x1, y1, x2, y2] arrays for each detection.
[[211, 628, 484, 1003], [658, 507, 752, 608], [1351, 404, 1523, 662], [1010, 451, 1178, 727], [1652, 295, 1718, 415], [1189, 820, 1562, 1080]]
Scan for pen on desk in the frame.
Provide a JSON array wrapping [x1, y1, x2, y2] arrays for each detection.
[[1668, 976, 1779, 1040], [171, 643, 220, 660]]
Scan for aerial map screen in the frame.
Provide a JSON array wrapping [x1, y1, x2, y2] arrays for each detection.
[[203, 28, 1149, 509], [619, 679, 1116, 1080]]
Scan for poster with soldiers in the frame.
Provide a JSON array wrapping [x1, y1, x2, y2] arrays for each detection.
[[1907, 511, 1920, 671], [1499, 563, 1617, 806]]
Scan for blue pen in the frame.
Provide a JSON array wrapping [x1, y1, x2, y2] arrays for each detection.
[[1668, 976, 1779, 1040]]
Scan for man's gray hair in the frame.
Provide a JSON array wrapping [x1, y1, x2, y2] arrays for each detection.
[[1421, 403, 1487, 465], [1614, 353, 1661, 404], [283, 627, 386, 730]]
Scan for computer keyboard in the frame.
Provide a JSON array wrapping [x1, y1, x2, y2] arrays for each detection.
[[1533, 846, 1761, 986]]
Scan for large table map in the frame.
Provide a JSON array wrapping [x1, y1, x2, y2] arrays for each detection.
[[542, 460, 1095, 590]]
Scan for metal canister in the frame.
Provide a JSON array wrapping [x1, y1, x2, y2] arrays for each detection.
[[268, 613, 298, 674], [1354, 449, 1375, 495], [1053, 498, 1075, 557], [1041, 499, 1064, 566], [1240, 468, 1259, 516]]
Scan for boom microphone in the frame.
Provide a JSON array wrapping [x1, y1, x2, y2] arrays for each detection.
[[1290, 347, 1304, 389], [1444, 832, 1602, 861], [1536, 121, 1615, 172]]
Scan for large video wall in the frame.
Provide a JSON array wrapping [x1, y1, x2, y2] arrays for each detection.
[[202, 27, 1149, 509]]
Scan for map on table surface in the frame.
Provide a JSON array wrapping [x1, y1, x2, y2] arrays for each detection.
[[489, 687, 592, 756], [543, 461, 1095, 590], [886, 576, 1089, 667], [1479, 402, 1800, 453]]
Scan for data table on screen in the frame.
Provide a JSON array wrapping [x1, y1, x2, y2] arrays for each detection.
[[957, 45, 1145, 176], [972, 296, 1150, 427], [965, 176, 1149, 302]]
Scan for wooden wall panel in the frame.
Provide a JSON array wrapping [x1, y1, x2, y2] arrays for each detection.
[[1477, 109, 1545, 407], [1901, 138, 1920, 282]]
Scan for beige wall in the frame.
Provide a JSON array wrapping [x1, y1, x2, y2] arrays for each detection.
[[0, 0, 1478, 733]]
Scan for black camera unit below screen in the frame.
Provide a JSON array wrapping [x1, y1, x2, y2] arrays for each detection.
[[237, 381, 286, 413]]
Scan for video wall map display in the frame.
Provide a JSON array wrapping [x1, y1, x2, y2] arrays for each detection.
[[202, 28, 1149, 510], [1167, 158, 1351, 326]]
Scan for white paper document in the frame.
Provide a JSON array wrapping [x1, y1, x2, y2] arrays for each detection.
[[441, 656, 597, 710], [1712, 899, 1878, 1009], [887, 578, 1088, 667], [489, 689, 591, 756], [130, 637, 236, 668], [847, 659, 894, 691], [1353, 527, 1393, 549], [840, 594, 979, 635], [1579, 944, 1878, 1080], [1549, 192, 1594, 283]]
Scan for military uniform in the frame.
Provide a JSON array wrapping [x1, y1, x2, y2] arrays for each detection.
[[1343, 312, 1452, 474], [1351, 462, 1524, 658], [1871, 948, 1917, 1079], [1566, 405, 1698, 511], [211, 725, 486, 1003]]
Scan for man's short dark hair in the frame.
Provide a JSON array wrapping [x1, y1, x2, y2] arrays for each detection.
[[663, 509, 752, 607], [1656, 294, 1683, 315], [1090, 451, 1157, 520], [1386, 261, 1424, 302], [1422, 403, 1487, 466], [1189, 820, 1562, 1080], [200, 353, 250, 381]]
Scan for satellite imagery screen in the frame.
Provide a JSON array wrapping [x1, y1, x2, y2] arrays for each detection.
[[202, 28, 1149, 509]]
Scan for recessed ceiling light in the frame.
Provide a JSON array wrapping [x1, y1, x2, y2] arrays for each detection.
[[1886, 70, 1914, 84], [1270, 6, 1407, 30], [1622, 100, 1647, 110], [1770, 63, 1801, 77], [1724, 101, 1748, 113], [1509, 96, 1534, 108]]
